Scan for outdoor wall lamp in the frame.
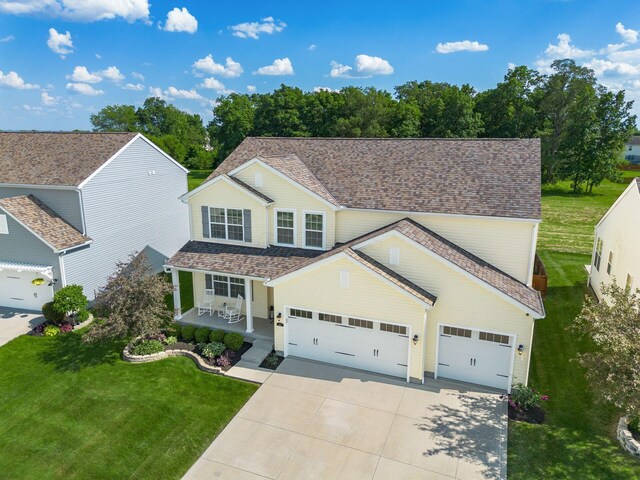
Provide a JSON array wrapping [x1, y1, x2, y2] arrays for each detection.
[[517, 344, 524, 356], [412, 334, 419, 345], [276, 312, 283, 327]]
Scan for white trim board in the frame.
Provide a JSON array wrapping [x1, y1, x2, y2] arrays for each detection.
[[180, 173, 272, 206]]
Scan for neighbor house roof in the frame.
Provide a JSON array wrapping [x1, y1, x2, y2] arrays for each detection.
[[628, 136, 640, 146], [208, 137, 542, 219], [0, 132, 138, 186], [0, 195, 91, 251]]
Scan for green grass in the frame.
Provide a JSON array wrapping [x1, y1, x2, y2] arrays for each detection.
[[0, 331, 257, 479], [188, 169, 213, 191], [163, 270, 194, 313]]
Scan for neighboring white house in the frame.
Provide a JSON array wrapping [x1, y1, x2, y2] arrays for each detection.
[[624, 136, 640, 165], [588, 178, 640, 301]]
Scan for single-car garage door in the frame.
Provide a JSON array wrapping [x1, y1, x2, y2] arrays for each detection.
[[285, 308, 410, 379], [437, 325, 513, 391], [0, 269, 53, 311]]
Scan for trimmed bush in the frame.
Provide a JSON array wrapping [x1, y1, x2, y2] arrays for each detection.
[[209, 329, 225, 343], [52, 285, 88, 315], [181, 325, 196, 342], [201, 341, 226, 360], [42, 302, 65, 324], [43, 325, 61, 337], [132, 339, 164, 356], [194, 327, 211, 343], [164, 335, 177, 345], [165, 323, 181, 338], [223, 332, 244, 352], [509, 383, 549, 410]]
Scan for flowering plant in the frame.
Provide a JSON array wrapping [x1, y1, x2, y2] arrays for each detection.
[[502, 383, 549, 410]]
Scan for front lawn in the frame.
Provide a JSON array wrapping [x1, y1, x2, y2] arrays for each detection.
[[188, 169, 213, 191], [0, 331, 257, 479]]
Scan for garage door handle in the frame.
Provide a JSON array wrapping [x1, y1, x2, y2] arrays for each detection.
[[496, 374, 509, 378], [438, 362, 450, 367], [335, 351, 355, 357], [336, 324, 356, 329], [288, 342, 298, 346], [499, 344, 512, 348]]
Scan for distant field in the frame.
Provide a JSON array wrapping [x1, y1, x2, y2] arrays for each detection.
[[538, 171, 640, 255], [188, 169, 213, 191]]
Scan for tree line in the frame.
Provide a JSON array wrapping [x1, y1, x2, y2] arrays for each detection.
[[91, 59, 637, 192]]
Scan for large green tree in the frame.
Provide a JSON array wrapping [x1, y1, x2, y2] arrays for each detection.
[[90, 104, 139, 132], [207, 93, 256, 160]]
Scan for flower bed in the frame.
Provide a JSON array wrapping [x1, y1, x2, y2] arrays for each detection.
[[30, 313, 94, 337], [259, 350, 285, 370], [501, 383, 549, 425]]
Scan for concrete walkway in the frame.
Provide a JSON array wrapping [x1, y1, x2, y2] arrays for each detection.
[[225, 339, 274, 384], [0, 307, 44, 347], [184, 358, 507, 480]]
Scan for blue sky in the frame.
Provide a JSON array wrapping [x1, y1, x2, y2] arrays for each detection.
[[1, 0, 640, 130]]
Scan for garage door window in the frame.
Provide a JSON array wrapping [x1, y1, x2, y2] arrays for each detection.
[[319, 312, 342, 323], [348, 318, 373, 329], [380, 323, 407, 334], [289, 308, 312, 318], [479, 331, 510, 344], [443, 326, 472, 338]]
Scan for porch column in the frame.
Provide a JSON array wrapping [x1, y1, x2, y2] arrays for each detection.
[[171, 269, 182, 320], [245, 278, 253, 333]]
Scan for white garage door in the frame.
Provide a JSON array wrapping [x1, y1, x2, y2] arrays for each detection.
[[437, 325, 513, 390], [0, 270, 53, 311], [286, 309, 409, 379]]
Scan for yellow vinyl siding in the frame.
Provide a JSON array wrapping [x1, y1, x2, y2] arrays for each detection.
[[188, 180, 267, 247], [272, 256, 427, 380], [335, 209, 536, 284], [192, 272, 269, 318], [590, 185, 640, 302], [360, 236, 534, 385], [234, 163, 335, 249]]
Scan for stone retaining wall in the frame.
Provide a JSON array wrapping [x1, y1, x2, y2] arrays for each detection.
[[73, 314, 94, 331], [122, 341, 224, 375], [617, 416, 640, 457]]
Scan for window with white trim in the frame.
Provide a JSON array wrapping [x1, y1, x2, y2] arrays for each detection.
[[443, 326, 472, 338], [304, 213, 324, 248], [206, 274, 245, 298], [289, 308, 312, 318], [594, 237, 603, 271], [380, 323, 407, 335], [479, 331, 510, 344], [348, 318, 373, 329], [276, 211, 295, 245], [319, 312, 342, 323], [210, 207, 244, 241], [607, 251, 614, 275]]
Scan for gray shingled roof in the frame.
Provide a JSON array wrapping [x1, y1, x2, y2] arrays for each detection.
[[209, 137, 542, 219], [0, 132, 138, 186], [0, 195, 90, 251]]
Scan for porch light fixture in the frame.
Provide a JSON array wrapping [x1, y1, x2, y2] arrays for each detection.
[[412, 334, 419, 345], [517, 344, 524, 356], [276, 312, 284, 327]]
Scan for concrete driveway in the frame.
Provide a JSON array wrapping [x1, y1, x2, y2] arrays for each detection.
[[184, 358, 507, 480], [0, 307, 45, 347]]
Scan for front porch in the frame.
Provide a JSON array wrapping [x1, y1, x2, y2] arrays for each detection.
[[177, 308, 274, 341]]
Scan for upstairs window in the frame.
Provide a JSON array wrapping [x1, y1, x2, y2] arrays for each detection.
[[276, 210, 295, 245], [210, 207, 244, 241], [594, 238, 603, 271], [304, 212, 324, 249], [607, 251, 614, 275]]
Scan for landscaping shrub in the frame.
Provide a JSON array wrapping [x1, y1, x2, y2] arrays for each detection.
[[223, 332, 243, 351], [181, 325, 196, 342], [194, 327, 211, 343], [265, 353, 280, 368], [165, 323, 181, 338], [76, 309, 90, 322], [52, 285, 88, 316], [59, 323, 73, 333], [201, 341, 226, 359], [164, 336, 177, 345], [132, 339, 164, 356], [216, 352, 231, 367], [509, 383, 549, 410], [209, 329, 225, 343], [629, 416, 640, 435], [41, 302, 64, 324], [43, 325, 61, 337]]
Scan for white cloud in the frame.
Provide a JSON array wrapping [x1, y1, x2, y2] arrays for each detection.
[[199, 77, 231, 94], [0, 0, 150, 22], [95, 53, 101, 59], [123, 83, 144, 91], [41, 91, 58, 105], [544, 33, 594, 59], [101, 66, 124, 82], [149, 86, 163, 98], [230, 16, 285, 39], [246, 85, 256, 93], [616, 22, 638, 44], [66, 82, 104, 95], [314, 86, 338, 93], [192, 54, 243, 78], [329, 54, 393, 78], [254, 57, 294, 76], [47, 28, 73, 57], [166, 86, 203, 100], [132, 71, 144, 81], [162, 7, 197, 33], [0, 34, 14, 42], [0, 70, 39, 89], [435, 40, 489, 54], [308, 44, 316, 51], [67, 66, 101, 83]]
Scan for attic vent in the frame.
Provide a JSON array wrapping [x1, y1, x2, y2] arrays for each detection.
[[340, 270, 349, 288], [254, 172, 263, 187], [389, 247, 400, 266]]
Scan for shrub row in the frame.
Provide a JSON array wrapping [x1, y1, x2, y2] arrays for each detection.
[[171, 324, 244, 352]]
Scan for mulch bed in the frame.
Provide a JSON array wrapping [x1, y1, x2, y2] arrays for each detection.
[[508, 404, 545, 424], [163, 340, 253, 370], [259, 350, 285, 370], [29, 318, 83, 336]]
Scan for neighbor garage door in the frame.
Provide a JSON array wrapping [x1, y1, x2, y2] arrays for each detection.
[[286, 308, 409, 379], [437, 325, 513, 390], [0, 270, 53, 311]]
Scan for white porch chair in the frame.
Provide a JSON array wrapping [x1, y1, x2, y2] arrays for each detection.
[[225, 295, 244, 324], [197, 290, 215, 316]]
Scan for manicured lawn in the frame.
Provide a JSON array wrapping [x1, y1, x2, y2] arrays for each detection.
[[188, 169, 213, 191], [0, 331, 257, 479]]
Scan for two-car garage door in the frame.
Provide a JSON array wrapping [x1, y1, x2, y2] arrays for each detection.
[[0, 269, 53, 311], [286, 308, 410, 379]]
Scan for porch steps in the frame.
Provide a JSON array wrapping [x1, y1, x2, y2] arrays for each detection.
[[241, 339, 274, 364]]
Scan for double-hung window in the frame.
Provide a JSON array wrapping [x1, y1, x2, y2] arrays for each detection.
[[304, 212, 324, 249], [210, 207, 244, 241], [276, 210, 295, 245], [594, 237, 603, 271], [206, 274, 245, 298]]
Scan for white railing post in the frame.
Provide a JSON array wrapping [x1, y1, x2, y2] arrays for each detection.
[[171, 269, 182, 320], [245, 278, 253, 333]]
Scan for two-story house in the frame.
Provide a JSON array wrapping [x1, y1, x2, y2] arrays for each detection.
[[588, 178, 640, 301], [166, 137, 545, 391], [0, 132, 189, 311], [624, 136, 640, 165]]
